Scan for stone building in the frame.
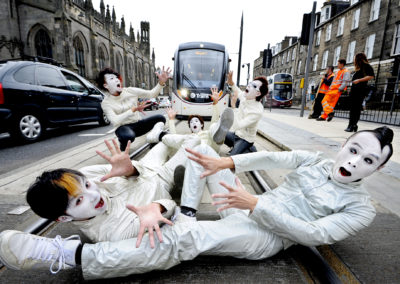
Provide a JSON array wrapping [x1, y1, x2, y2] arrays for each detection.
[[254, 0, 400, 104], [0, 0, 158, 89]]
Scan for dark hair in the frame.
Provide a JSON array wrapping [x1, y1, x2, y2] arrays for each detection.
[[26, 169, 84, 220], [187, 115, 205, 130], [327, 66, 334, 72], [348, 126, 394, 166], [96, 67, 121, 91], [253, 76, 269, 101], [354, 52, 369, 71], [338, 59, 346, 66]]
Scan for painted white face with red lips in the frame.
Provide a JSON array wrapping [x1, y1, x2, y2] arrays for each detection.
[[332, 132, 390, 183], [189, 117, 202, 134], [244, 80, 262, 100], [65, 179, 107, 221], [104, 74, 122, 96]]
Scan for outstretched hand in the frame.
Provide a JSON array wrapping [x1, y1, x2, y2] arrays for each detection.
[[156, 66, 172, 85], [126, 203, 173, 248], [96, 139, 135, 181], [166, 107, 177, 120], [133, 101, 151, 115], [212, 177, 258, 212], [227, 70, 234, 86], [185, 148, 234, 178], [210, 87, 221, 105]]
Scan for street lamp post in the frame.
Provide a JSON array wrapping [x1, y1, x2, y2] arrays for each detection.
[[242, 63, 250, 86]]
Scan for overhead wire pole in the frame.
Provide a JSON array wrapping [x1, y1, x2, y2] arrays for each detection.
[[237, 11, 243, 86], [300, 1, 317, 117]]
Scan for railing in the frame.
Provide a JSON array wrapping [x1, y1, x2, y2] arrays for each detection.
[[334, 82, 400, 126]]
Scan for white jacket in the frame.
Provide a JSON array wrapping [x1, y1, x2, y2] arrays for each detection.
[[101, 84, 164, 128], [75, 160, 176, 242]]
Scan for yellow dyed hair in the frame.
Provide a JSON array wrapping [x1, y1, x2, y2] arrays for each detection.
[[53, 173, 82, 197]]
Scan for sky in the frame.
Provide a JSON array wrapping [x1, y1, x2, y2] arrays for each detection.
[[92, 0, 326, 85]]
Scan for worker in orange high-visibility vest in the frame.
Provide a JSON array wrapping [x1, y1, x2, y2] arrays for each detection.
[[309, 66, 334, 119], [317, 59, 350, 121]]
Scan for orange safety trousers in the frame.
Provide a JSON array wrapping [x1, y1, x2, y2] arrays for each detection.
[[320, 89, 342, 119]]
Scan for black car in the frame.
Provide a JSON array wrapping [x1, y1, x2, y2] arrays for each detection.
[[0, 61, 109, 142], [141, 98, 159, 111]]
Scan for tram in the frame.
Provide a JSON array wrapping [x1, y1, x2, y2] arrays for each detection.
[[265, 73, 293, 107], [171, 42, 230, 119]]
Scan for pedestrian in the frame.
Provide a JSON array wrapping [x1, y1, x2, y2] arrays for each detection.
[[317, 59, 350, 121], [308, 66, 334, 119], [97, 67, 172, 150], [225, 71, 268, 155], [345, 53, 375, 132], [0, 127, 393, 280]]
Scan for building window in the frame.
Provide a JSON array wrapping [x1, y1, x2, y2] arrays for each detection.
[[347, 40, 356, 63], [313, 54, 319, 71], [315, 30, 321, 46], [282, 53, 285, 64], [34, 29, 52, 58], [325, 24, 332, 42], [98, 47, 106, 71], [333, 46, 341, 65], [73, 37, 85, 77], [292, 48, 296, 60], [297, 60, 302, 75], [321, 50, 329, 69], [115, 53, 122, 74], [352, 8, 360, 30], [287, 50, 290, 62], [337, 17, 345, 36], [392, 23, 400, 55], [351, 0, 359, 5], [365, 33, 376, 59], [321, 5, 331, 22], [370, 0, 381, 22]]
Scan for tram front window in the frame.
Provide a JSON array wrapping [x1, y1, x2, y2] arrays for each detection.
[[177, 49, 224, 103]]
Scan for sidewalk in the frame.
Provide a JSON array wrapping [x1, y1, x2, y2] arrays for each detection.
[[258, 108, 400, 217]]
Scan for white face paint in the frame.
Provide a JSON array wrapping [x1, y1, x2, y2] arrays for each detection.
[[104, 74, 122, 96], [244, 80, 262, 100], [332, 132, 390, 183], [189, 117, 203, 134], [65, 178, 107, 221]]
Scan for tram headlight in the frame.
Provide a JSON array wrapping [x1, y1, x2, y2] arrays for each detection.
[[181, 89, 188, 98]]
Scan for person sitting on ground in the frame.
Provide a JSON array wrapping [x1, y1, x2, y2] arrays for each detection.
[[98, 67, 172, 150], [165, 87, 234, 153], [23, 136, 199, 243], [225, 71, 268, 155], [0, 127, 393, 280]]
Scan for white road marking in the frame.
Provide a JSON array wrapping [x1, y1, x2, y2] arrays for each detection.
[[78, 134, 106, 137]]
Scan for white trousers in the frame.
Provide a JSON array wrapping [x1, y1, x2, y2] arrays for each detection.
[[81, 144, 284, 279]]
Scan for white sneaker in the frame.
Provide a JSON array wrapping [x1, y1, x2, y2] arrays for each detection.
[[171, 207, 196, 224], [211, 108, 234, 144], [0, 230, 81, 274], [146, 122, 165, 144]]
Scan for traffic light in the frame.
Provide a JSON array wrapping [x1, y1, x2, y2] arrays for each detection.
[[391, 56, 400, 76], [262, 49, 272, 68], [300, 13, 312, 45]]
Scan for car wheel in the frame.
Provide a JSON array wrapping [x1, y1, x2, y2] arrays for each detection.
[[99, 112, 110, 126], [12, 113, 44, 142]]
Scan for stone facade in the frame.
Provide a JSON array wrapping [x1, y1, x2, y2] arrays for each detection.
[[0, 0, 158, 89], [254, 0, 400, 104]]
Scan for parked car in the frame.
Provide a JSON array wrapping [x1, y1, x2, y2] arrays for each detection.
[[142, 98, 159, 111], [159, 96, 171, 108], [0, 61, 110, 142]]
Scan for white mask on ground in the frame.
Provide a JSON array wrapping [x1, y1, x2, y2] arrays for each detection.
[[332, 132, 390, 183]]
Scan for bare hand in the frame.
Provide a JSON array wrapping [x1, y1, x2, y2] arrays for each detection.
[[185, 148, 233, 178], [210, 87, 221, 105], [132, 101, 150, 115], [156, 66, 172, 85], [126, 203, 173, 248], [166, 107, 177, 120], [230, 92, 238, 108], [352, 79, 360, 85], [227, 71, 234, 86], [212, 177, 258, 212], [96, 139, 135, 181]]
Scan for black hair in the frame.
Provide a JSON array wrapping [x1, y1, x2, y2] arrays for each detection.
[[26, 169, 84, 220], [96, 67, 120, 91], [348, 126, 394, 166], [254, 76, 269, 102], [327, 66, 334, 72], [338, 58, 346, 66]]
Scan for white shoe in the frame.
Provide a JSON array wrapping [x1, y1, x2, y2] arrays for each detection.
[[0, 230, 81, 274], [171, 207, 196, 224], [211, 108, 234, 144], [146, 122, 165, 144]]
